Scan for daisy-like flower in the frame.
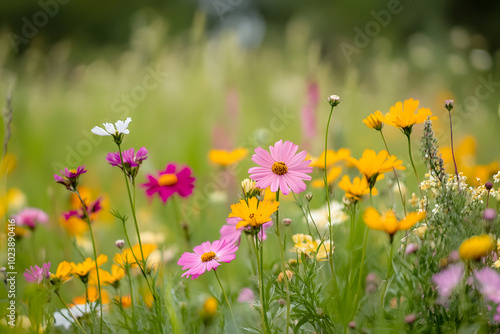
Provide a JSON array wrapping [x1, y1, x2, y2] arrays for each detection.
[[363, 207, 425, 241], [474, 267, 500, 303], [362, 111, 384, 131], [338, 175, 377, 202], [459, 234, 495, 261], [348, 149, 405, 188], [13, 208, 48, 230], [209, 148, 248, 166], [229, 197, 279, 229], [114, 244, 157, 269], [70, 255, 107, 283], [90, 265, 125, 289], [379, 98, 436, 136], [50, 261, 73, 285], [432, 264, 464, 299], [63, 197, 103, 222], [177, 239, 238, 280], [219, 216, 272, 245], [91, 117, 132, 144], [309, 148, 351, 169], [142, 163, 195, 203], [54, 166, 87, 191], [249, 140, 313, 195], [107, 147, 148, 180], [24, 262, 51, 284]]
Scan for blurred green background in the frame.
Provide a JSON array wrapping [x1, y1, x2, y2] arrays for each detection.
[[1, 0, 500, 328]]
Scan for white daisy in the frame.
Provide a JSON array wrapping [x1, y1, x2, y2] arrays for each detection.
[[91, 117, 132, 136]]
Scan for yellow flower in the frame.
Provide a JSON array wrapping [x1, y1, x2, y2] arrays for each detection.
[[202, 297, 218, 316], [0, 153, 17, 176], [72, 286, 110, 305], [70, 255, 108, 279], [338, 175, 377, 201], [90, 265, 125, 288], [208, 148, 248, 166], [276, 270, 294, 283], [114, 244, 158, 269], [362, 111, 384, 130], [363, 207, 425, 240], [291, 234, 318, 256], [412, 223, 427, 240], [348, 149, 405, 188], [316, 242, 333, 262], [118, 296, 132, 308], [51, 261, 73, 283], [311, 167, 342, 188], [379, 98, 437, 134], [229, 197, 279, 229], [0, 188, 26, 219], [459, 234, 495, 261], [309, 149, 351, 169]]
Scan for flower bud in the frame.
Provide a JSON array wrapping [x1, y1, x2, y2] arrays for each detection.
[[405, 314, 417, 325], [115, 239, 125, 249], [444, 99, 454, 111], [405, 243, 419, 255], [305, 192, 313, 202], [241, 178, 256, 195], [483, 208, 497, 221], [485, 181, 493, 190], [327, 95, 341, 107], [348, 321, 356, 329], [278, 298, 286, 306], [283, 218, 292, 226]]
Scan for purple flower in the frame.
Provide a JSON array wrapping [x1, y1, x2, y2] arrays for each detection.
[[54, 166, 87, 191], [432, 264, 464, 299], [13, 208, 49, 230], [106, 147, 148, 180], [220, 217, 272, 246], [24, 262, 51, 284], [474, 267, 500, 303], [63, 197, 103, 222], [142, 163, 195, 203], [237, 288, 255, 304]]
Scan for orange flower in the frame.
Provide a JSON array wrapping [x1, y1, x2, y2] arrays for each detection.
[[309, 149, 351, 169], [51, 261, 73, 283], [363, 207, 425, 240], [229, 197, 279, 229], [71, 255, 108, 280], [208, 148, 248, 166], [362, 111, 384, 131], [114, 244, 158, 269], [348, 149, 404, 188], [338, 175, 377, 201], [379, 98, 437, 135], [72, 286, 110, 305], [90, 265, 125, 288]]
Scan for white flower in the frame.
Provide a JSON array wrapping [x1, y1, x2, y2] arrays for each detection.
[[91, 117, 132, 136], [53, 303, 96, 329], [308, 201, 348, 230]]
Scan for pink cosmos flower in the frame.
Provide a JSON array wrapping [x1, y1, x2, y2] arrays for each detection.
[[220, 217, 272, 246], [142, 163, 195, 203], [432, 264, 464, 299], [249, 140, 313, 195], [237, 288, 256, 304], [474, 267, 500, 303], [54, 166, 87, 191], [13, 208, 49, 230], [63, 197, 103, 221], [177, 240, 238, 280], [106, 147, 148, 168], [24, 262, 51, 284]]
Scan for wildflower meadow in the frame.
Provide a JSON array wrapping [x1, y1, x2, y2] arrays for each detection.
[[2, 3, 500, 334]]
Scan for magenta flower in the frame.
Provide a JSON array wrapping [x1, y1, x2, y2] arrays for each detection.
[[106, 147, 148, 167], [220, 217, 272, 246], [237, 288, 256, 304], [54, 166, 87, 191], [249, 140, 313, 195], [13, 208, 49, 230], [177, 240, 238, 280], [432, 264, 464, 299], [24, 262, 51, 284], [475, 267, 500, 303], [142, 163, 195, 203], [63, 197, 103, 221]]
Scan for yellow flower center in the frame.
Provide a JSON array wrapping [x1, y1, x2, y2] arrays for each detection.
[[272, 161, 288, 175], [70, 169, 77, 174], [201, 251, 216, 262], [158, 174, 178, 186]]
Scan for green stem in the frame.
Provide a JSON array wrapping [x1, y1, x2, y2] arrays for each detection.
[[275, 191, 290, 332], [324, 105, 335, 276], [127, 268, 137, 333], [75, 190, 102, 334], [380, 131, 406, 215], [448, 110, 460, 192], [381, 238, 394, 308], [406, 134, 423, 198], [172, 196, 190, 246], [56, 291, 88, 334], [214, 270, 239, 333], [254, 234, 269, 334]]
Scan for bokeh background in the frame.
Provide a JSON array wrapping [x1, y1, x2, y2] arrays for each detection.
[[1, 0, 500, 328]]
